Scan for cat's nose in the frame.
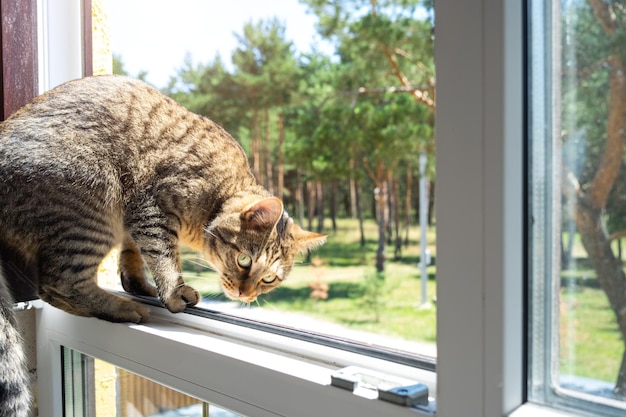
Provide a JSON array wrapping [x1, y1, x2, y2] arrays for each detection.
[[238, 286, 256, 302]]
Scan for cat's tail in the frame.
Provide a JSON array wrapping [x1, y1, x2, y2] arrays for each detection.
[[0, 263, 31, 417]]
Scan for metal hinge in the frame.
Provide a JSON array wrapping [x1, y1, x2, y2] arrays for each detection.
[[331, 366, 431, 409]]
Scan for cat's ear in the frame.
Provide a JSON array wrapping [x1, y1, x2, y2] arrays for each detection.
[[292, 224, 327, 254], [242, 197, 283, 231]]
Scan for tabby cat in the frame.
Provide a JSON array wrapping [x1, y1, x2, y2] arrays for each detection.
[[0, 75, 325, 416]]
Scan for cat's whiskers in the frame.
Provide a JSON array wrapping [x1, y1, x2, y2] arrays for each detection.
[[205, 229, 220, 241], [200, 292, 227, 302], [256, 297, 279, 311], [187, 257, 218, 273], [179, 273, 214, 281], [236, 301, 251, 309]]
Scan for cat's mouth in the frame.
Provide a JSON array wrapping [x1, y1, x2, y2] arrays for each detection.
[[232, 288, 257, 303], [221, 285, 258, 304], [229, 292, 257, 304], [238, 295, 257, 303]]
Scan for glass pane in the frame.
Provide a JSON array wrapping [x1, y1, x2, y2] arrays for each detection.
[[62, 347, 93, 417], [529, 0, 626, 415], [62, 347, 244, 417], [103, 0, 436, 361]]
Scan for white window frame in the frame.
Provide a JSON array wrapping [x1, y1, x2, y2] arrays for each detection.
[[32, 1, 585, 416], [37, 0, 85, 93], [435, 1, 524, 416], [36, 303, 437, 417]]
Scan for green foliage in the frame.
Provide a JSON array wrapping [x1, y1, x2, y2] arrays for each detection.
[[163, 1, 437, 260], [112, 54, 127, 76], [360, 270, 387, 322], [113, 54, 149, 82], [561, 1, 626, 235], [231, 18, 299, 108], [353, 93, 431, 171], [561, 2, 611, 185]]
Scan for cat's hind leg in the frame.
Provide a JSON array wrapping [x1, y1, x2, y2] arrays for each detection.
[[120, 234, 158, 297], [37, 237, 150, 323]]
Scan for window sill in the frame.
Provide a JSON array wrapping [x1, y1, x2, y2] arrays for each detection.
[[36, 301, 436, 417], [510, 403, 593, 417]]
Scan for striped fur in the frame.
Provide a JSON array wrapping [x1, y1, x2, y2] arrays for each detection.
[[0, 75, 325, 413], [0, 271, 30, 417]]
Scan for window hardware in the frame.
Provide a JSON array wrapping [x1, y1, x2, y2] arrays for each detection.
[[331, 366, 429, 408], [378, 384, 429, 407]]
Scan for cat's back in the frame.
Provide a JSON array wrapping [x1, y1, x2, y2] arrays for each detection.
[[0, 75, 178, 148], [0, 75, 248, 171], [0, 76, 256, 232]]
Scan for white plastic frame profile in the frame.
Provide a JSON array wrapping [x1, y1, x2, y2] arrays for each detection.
[[436, 0, 525, 416], [36, 303, 435, 417], [37, 0, 85, 93]]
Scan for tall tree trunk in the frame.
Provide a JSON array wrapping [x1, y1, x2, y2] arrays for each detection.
[[330, 180, 338, 233], [355, 178, 366, 248], [404, 164, 413, 246], [392, 175, 402, 259], [349, 158, 358, 219], [374, 164, 389, 273], [575, 202, 626, 397], [277, 111, 285, 200], [263, 108, 274, 194], [251, 108, 262, 182], [296, 167, 305, 227], [565, 17, 626, 392], [316, 181, 324, 233], [307, 178, 315, 232], [387, 176, 394, 245]]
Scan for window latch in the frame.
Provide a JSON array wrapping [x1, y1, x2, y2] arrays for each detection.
[[330, 366, 429, 408]]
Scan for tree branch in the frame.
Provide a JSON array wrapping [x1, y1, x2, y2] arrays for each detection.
[[354, 85, 433, 95], [393, 48, 434, 83], [588, 55, 626, 208], [368, 0, 436, 110], [381, 46, 436, 109], [362, 156, 378, 184], [588, 0, 617, 34], [610, 230, 626, 242]]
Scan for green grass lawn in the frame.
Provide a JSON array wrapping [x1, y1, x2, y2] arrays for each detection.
[[560, 263, 624, 383], [182, 218, 626, 385]]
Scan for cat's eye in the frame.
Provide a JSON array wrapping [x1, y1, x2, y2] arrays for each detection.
[[237, 253, 252, 268], [261, 274, 276, 284]]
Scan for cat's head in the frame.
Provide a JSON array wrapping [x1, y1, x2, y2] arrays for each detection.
[[204, 197, 326, 303]]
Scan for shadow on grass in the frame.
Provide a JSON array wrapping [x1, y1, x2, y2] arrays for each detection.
[[599, 326, 621, 334], [310, 240, 378, 267], [396, 255, 437, 266], [260, 281, 366, 303], [561, 276, 600, 289], [200, 282, 366, 304], [335, 317, 378, 326], [559, 257, 602, 289]]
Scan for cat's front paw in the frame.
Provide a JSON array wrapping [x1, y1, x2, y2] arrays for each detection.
[[163, 285, 200, 313]]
